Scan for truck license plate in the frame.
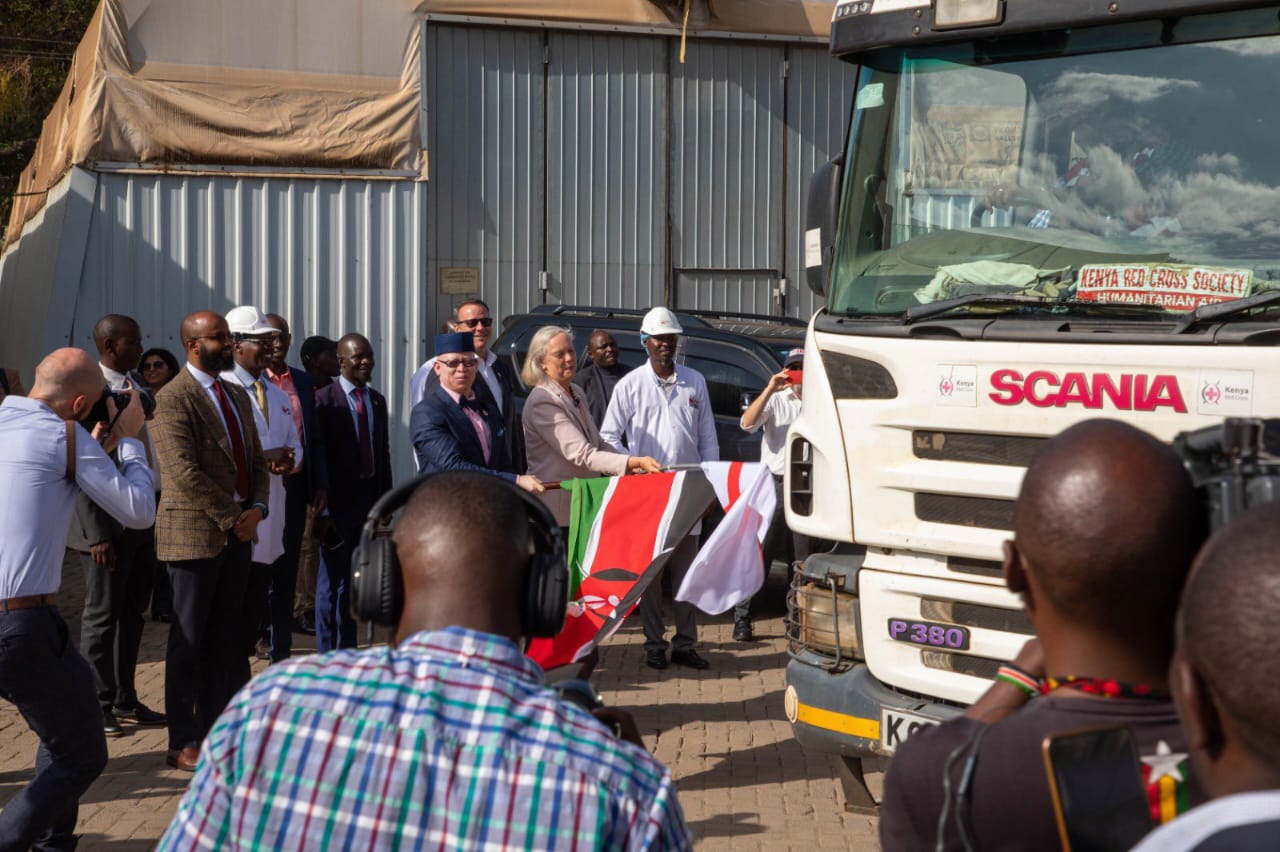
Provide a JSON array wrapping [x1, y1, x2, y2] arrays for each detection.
[[886, 618, 971, 651], [880, 707, 939, 753]]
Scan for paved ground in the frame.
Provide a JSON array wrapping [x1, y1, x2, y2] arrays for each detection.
[[1, 559, 881, 849]]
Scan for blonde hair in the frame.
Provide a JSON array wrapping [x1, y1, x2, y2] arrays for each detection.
[[521, 325, 574, 387]]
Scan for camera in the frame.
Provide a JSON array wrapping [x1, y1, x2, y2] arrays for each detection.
[[1173, 418, 1280, 533], [82, 370, 157, 427]]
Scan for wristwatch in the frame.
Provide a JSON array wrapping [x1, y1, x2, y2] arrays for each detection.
[[251, 501, 269, 520]]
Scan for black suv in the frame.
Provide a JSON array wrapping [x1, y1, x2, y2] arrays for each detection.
[[490, 305, 806, 462]]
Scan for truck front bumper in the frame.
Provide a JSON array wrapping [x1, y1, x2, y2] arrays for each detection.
[[784, 653, 962, 758]]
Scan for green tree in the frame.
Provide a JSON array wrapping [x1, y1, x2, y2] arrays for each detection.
[[1, 0, 97, 241]]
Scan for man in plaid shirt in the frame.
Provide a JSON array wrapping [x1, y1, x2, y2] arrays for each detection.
[[158, 471, 690, 851]]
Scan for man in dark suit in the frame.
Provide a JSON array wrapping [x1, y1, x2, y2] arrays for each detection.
[[411, 332, 543, 494], [410, 300, 524, 470], [67, 314, 166, 736], [313, 333, 392, 651], [263, 313, 328, 661], [573, 329, 630, 427], [151, 311, 270, 772]]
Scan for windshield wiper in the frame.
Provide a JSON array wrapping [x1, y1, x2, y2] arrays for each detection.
[[1173, 289, 1280, 334], [902, 294, 1053, 325]]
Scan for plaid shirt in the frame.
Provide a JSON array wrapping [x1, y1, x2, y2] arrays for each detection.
[[158, 627, 690, 851]]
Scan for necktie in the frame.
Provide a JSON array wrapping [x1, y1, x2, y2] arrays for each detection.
[[212, 379, 251, 499], [354, 388, 375, 480], [254, 379, 269, 425]]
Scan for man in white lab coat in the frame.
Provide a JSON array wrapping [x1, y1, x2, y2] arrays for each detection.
[[222, 306, 302, 678]]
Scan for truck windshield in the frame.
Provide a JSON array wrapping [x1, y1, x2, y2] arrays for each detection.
[[829, 16, 1280, 318]]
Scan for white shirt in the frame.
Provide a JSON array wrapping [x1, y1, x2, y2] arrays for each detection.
[[185, 362, 250, 501], [1130, 790, 1280, 852], [223, 366, 302, 564], [102, 362, 161, 490], [599, 362, 719, 466], [740, 387, 801, 476], [0, 396, 155, 598], [411, 350, 502, 412]]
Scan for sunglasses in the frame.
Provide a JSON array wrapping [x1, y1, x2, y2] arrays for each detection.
[[142, 360, 168, 370], [438, 357, 479, 370], [457, 317, 494, 329]]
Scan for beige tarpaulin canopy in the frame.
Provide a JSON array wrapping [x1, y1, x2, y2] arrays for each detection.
[[6, 0, 835, 251], [418, 0, 834, 37]]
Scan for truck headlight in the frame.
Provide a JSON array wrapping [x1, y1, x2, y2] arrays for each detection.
[[786, 570, 861, 665]]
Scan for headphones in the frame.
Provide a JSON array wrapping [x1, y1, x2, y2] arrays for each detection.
[[350, 471, 568, 637]]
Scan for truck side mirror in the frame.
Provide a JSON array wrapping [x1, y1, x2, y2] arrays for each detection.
[[805, 156, 843, 298]]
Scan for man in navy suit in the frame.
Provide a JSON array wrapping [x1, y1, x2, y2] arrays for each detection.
[[312, 333, 393, 650], [263, 313, 328, 661], [411, 332, 543, 494]]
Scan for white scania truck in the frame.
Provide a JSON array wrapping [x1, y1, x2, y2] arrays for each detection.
[[782, 0, 1280, 811]]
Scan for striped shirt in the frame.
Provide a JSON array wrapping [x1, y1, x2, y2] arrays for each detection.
[[158, 627, 690, 851]]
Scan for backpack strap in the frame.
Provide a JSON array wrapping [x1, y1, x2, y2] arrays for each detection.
[[65, 420, 77, 482]]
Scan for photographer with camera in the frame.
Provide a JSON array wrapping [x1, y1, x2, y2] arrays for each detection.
[[0, 347, 155, 851], [67, 314, 167, 739], [880, 420, 1205, 851], [159, 471, 689, 851]]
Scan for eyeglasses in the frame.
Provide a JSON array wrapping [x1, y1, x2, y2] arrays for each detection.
[[194, 333, 232, 343], [457, 317, 494, 329], [142, 360, 168, 370], [438, 357, 479, 370]]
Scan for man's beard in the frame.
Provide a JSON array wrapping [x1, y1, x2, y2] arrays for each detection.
[[198, 342, 234, 373]]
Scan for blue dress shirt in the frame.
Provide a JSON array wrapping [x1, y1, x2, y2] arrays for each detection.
[[0, 396, 156, 598], [337, 375, 377, 437]]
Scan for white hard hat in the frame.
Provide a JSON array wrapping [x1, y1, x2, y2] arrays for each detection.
[[640, 306, 683, 336], [225, 305, 278, 336]]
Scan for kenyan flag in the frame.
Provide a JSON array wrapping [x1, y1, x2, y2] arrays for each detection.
[[526, 470, 716, 671]]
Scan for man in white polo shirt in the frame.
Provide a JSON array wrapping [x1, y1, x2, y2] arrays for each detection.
[[600, 307, 719, 671]]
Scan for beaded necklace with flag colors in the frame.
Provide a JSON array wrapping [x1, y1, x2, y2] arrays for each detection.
[[1038, 675, 1170, 700]]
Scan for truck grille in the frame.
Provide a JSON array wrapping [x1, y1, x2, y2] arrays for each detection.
[[915, 493, 1016, 531], [921, 650, 1002, 680], [946, 556, 1003, 579], [912, 430, 1045, 467], [920, 598, 1033, 635]]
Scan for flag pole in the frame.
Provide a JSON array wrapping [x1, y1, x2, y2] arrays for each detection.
[[545, 466, 695, 490]]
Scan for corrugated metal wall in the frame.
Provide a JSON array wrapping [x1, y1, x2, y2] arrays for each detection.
[[426, 23, 856, 322], [546, 32, 667, 309], [670, 41, 786, 316], [426, 25, 545, 326], [72, 171, 428, 477]]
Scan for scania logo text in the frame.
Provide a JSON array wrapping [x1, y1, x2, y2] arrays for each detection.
[[988, 369, 1188, 413]]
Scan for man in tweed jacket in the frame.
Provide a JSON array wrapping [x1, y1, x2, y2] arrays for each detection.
[[151, 311, 269, 772]]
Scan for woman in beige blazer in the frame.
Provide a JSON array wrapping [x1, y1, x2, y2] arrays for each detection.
[[521, 325, 662, 527]]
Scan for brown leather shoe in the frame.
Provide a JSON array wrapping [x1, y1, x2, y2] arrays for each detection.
[[165, 745, 199, 772]]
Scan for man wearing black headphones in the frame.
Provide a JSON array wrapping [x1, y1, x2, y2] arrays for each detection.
[[159, 471, 691, 851]]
